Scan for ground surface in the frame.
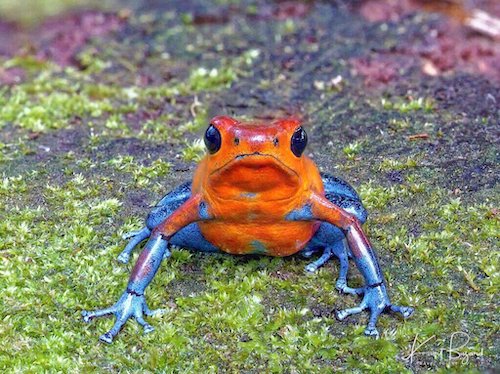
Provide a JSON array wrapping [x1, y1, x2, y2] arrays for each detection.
[[0, 0, 498, 372]]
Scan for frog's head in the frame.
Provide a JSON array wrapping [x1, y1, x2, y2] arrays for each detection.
[[201, 115, 309, 201]]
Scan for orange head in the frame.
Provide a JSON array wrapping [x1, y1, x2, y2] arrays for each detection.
[[194, 115, 314, 202]]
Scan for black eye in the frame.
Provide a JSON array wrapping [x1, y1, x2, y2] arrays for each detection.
[[290, 126, 307, 157], [204, 124, 221, 154]]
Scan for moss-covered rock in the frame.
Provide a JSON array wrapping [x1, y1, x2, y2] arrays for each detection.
[[0, 1, 498, 372]]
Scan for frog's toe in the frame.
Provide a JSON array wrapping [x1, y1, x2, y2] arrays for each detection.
[[305, 263, 319, 273], [364, 325, 379, 337], [81, 310, 92, 323], [82, 306, 115, 323], [135, 315, 155, 334], [117, 252, 130, 264], [301, 249, 316, 258], [389, 304, 414, 319], [99, 332, 114, 344], [143, 305, 167, 317], [335, 279, 364, 295], [143, 324, 155, 334], [335, 304, 366, 321], [304, 247, 333, 273], [82, 310, 92, 323], [99, 316, 130, 344], [83, 291, 161, 343], [364, 308, 383, 337], [122, 229, 143, 240]]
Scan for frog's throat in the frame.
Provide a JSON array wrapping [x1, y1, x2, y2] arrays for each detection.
[[209, 152, 299, 178], [206, 153, 302, 201]]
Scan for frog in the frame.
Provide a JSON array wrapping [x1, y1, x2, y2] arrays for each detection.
[[82, 115, 413, 343]]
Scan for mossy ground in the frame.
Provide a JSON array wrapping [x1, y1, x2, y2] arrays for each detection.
[[0, 1, 498, 372]]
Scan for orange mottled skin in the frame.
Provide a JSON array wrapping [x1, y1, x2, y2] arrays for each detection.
[[191, 116, 323, 256]]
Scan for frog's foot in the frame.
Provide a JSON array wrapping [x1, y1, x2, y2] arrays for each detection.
[[117, 227, 151, 264], [82, 291, 164, 344], [305, 247, 333, 273], [335, 283, 414, 337]]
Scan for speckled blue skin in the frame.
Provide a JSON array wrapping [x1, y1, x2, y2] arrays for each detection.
[[82, 173, 413, 343]]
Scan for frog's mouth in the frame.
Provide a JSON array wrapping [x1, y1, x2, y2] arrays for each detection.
[[208, 153, 301, 201]]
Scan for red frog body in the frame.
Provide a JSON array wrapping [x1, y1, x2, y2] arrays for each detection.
[[193, 116, 323, 256], [82, 115, 414, 344]]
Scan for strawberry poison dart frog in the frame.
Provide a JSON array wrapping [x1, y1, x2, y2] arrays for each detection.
[[82, 116, 413, 343]]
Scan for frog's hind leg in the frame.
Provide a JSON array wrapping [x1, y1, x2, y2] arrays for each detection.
[[117, 227, 151, 264], [304, 224, 363, 295]]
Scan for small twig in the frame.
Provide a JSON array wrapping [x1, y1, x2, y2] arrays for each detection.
[[408, 133, 429, 141], [461, 268, 480, 291], [408, 333, 419, 364], [190, 95, 202, 118]]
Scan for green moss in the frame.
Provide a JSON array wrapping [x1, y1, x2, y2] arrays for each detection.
[[187, 66, 236, 91], [181, 139, 206, 162], [342, 141, 362, 160], [0, 68, 133, 132], [378, 156, 419, 171], [1, 161, 496, 371], [382, 96, 435, 113], [107, 155, 171, 187]]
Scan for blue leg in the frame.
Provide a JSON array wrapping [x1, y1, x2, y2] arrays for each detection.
[[301, 222, 344, 273], [303, 229, 363, 295], [84, 183, 219, 343], [122, 229, 146, 240], [83, 235, 170, 343], [289, 186, 413, 336], [83, 223, 219, 343], [117, 227, 151, 264], [331, 240, 364, 295]]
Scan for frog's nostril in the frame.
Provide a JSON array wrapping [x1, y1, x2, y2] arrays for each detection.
[[234, 137, 240, 145], [273, 138, 279, 147]]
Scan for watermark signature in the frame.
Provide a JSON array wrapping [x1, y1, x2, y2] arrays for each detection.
[[404, 331, 484, 366]]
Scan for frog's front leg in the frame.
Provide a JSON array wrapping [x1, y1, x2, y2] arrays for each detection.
[[304, 193, 413, 336], [117, 182, 192, 264], [82, 194, 205, 343], [82, 235, 169, 342]]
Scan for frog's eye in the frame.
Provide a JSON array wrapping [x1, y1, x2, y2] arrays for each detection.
[[204, 124, 222, 154], [290, 126, 307, 157]]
